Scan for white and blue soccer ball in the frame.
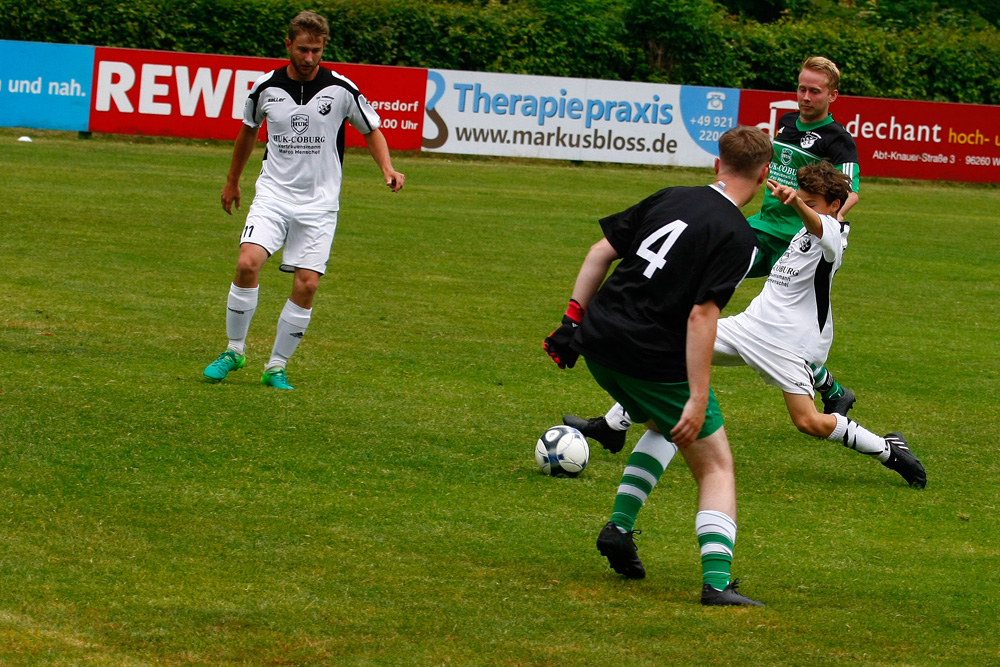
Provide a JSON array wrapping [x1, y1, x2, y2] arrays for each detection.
[[535, 425, 590, 477]]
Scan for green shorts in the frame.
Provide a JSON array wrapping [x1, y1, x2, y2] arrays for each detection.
[[748, 228, 791, 279], [585, 359, 724, 440]]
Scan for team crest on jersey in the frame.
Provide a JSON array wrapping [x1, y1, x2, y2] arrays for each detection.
[[291, 114, 309, 135], [800, 131, 821, 149], [317, 99, 332, 115], [798, 236, 812, 252], [780, 147, 793, 166]]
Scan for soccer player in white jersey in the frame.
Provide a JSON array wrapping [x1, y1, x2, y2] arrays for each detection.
[[720, 162, 924, 487], [202, 11, 405, 389]]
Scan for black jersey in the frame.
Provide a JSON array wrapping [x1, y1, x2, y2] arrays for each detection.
[[571, 185, 758, 382]]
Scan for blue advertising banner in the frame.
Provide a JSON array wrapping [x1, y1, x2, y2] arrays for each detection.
[[0, 40, 95, 131]]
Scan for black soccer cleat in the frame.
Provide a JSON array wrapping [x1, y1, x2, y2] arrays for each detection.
[[596, 521, 645, 579], [701, 579, 765, 607], [563, 414, 627, 453], [822, 387, 856, 416], [881, 432, 926, 488]]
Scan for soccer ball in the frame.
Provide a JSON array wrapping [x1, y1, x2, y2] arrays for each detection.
[[535, 425, 590, 477]]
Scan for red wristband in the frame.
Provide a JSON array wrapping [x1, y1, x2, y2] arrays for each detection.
[[566, 299, 584, 323]]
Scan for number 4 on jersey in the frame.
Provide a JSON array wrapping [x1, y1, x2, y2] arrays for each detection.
[[637, 220, 688, 278]]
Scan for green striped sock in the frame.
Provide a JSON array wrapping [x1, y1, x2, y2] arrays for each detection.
[[609, 430, 678, 532], [812, 363, 844, 400], [697, 510, 737, 591]]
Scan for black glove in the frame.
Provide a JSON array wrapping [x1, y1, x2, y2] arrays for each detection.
[[544, 299, 584, 369]]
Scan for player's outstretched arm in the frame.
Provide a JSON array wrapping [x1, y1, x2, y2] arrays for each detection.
[[222, 124, 259, 215], [363, 129, 405, 192], [766, 179, 824, 238]]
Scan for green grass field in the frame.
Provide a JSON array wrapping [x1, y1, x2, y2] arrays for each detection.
[[2, 127, 999, 666]]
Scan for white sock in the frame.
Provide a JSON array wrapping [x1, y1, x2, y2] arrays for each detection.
[[267, 300, 312, 370], [829, 413, 890, 462], [604, 403, 634, 431], [226, 284, 258, 356]]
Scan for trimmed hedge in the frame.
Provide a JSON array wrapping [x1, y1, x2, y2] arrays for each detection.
[[2, 0, 999, 104]]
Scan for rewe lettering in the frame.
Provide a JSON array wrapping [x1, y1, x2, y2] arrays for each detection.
[[94, 61, 262, 119]]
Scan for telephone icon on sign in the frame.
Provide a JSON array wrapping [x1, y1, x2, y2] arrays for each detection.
[[706, 91, 726, 110]]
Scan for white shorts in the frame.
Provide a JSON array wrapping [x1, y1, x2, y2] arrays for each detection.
[[240, 197, 338, 274], [713, 316, 815, 396]]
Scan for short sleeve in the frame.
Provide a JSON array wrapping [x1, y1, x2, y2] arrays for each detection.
[[836, 161, 861, 193], [598, 191, 662, 257], [347, 92, 382, 134], [818, 214, 845, 263], [242, 72, 271, 129]]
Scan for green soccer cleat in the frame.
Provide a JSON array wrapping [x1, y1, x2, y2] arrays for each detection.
[[203, 350, 246, 383], [261, 367, 294, 390]]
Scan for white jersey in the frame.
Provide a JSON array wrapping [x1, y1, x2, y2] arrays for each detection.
[[726, 214, 849, 366], [243, 66, 381, 211]]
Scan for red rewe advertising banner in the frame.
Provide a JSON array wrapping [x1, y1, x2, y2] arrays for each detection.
[[89, 47, 426, 149], [738, 90, 1000, 183]]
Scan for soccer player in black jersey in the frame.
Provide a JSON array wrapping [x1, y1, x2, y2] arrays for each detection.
[[544, 126, 773, 606], [566, 56, 860, 451]]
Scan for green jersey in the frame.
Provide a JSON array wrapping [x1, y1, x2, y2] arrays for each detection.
[[749, 112, 860, 243]]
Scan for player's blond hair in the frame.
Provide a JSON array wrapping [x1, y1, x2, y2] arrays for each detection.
[[796, 160, 851, 206], [801, 56, 841, 92], [288, 10, 330, 42], [718, 126, 773, 180]]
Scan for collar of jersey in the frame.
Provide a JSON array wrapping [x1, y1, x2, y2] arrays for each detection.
[[709, 182, 738, 208], [795, 114, 836, 132]]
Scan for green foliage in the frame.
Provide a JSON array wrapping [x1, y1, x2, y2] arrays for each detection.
[[501, 0, 632, 79], [735, 17, 914, 98], [2, 0, 1000, 104], [902, 23, 1000, 103], [716, 0, 792, 23], [624, 0, 750, 86]]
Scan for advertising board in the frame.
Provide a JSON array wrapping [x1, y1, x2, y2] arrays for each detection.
[[86, 46, 426, 148], [739, 90, 1000, 183], [422, 69, 740, 167], [0, 40, 94, 131]]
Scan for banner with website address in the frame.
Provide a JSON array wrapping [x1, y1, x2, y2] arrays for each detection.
[[422, 69, 740, 166]]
